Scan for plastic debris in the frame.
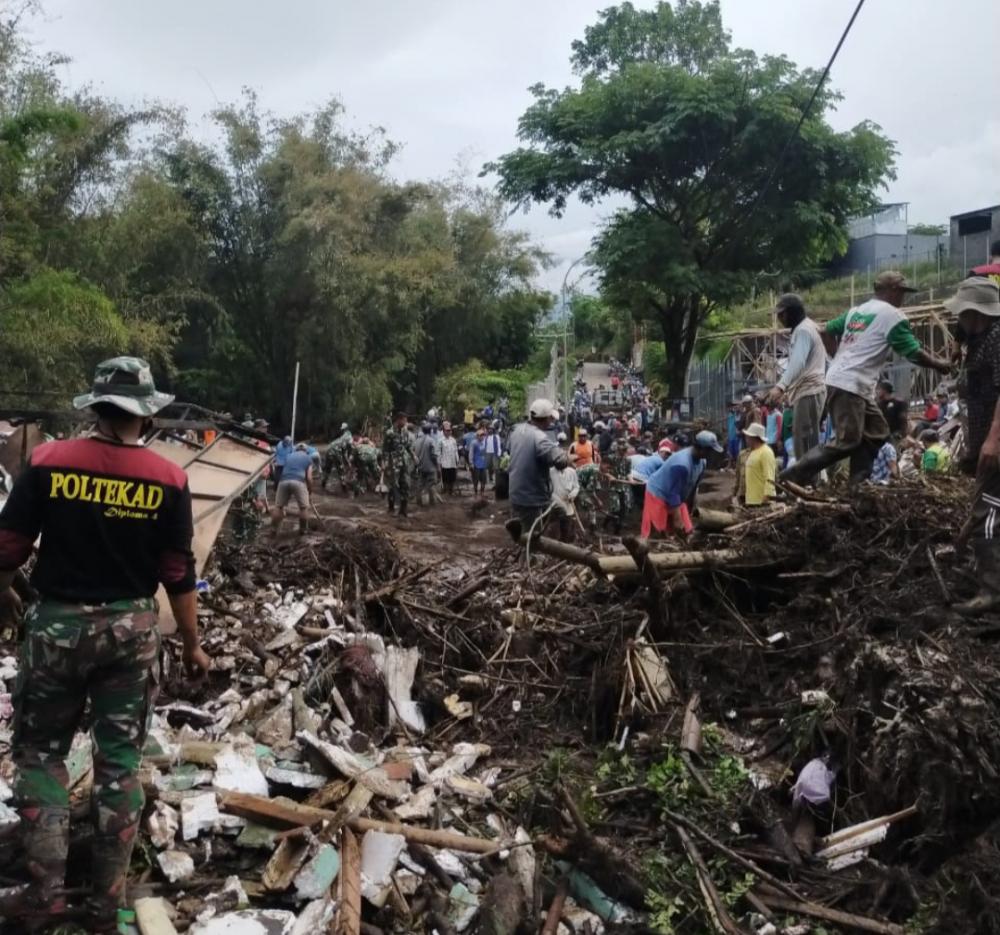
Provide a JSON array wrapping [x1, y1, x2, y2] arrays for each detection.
[[360, 830, 406, 907], [385, 644, 426, 733], [189, 909, 296, 935], [792, 757, 836, 806], [447, 882, 480, 932], [181, 792, 221, 841], [293, 844, 340, 901], [157, 850, 195, 883]]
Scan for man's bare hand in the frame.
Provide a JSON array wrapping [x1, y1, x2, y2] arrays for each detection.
[[183, 644, 211, 678], [979, 435, 1000, 474], [0, 587, 23, 627]]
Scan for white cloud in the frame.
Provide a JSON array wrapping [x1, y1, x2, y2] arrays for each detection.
[[27, 0, 999, 294]]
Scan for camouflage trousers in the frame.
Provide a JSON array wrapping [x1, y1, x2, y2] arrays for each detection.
[[385, 459, 410, 508], [13, 597, 160, 912]]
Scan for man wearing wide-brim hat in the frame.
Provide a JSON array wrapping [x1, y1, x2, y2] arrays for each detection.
[[0, 357, 210, 929], [947, 278, 1000, 613]]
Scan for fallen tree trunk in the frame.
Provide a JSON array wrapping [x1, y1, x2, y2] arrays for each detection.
[[506, 521, 787, 576]]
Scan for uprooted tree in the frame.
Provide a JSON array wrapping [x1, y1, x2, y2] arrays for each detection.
[[488, 0, 896, 397]]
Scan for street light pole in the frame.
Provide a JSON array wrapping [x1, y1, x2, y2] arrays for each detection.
[[560, 255, 588, 406]]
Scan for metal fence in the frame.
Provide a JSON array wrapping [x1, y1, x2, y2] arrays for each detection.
[[687, 356, 743, 430], [686, 354, 940, 431]]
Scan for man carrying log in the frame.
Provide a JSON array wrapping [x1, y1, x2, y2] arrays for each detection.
[[0, 357, 210, 931], [780, 271, 951, 488], [949, 278, 1000, 613]]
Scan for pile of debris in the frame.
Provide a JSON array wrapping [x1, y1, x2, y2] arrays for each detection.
[[1, 478, 999, 934]]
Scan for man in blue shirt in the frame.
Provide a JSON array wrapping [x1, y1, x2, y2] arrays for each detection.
[[461, 428, 477, 468], [270, 443, 314, 537], [641, 431, 722, 539], [630, 441, 674, 482], [273, 436, 293, 485], [470, 428, 488, 497]]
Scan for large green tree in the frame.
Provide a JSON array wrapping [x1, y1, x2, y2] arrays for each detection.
[[1, 5, 551, 429], [489, 0, 896, 395]]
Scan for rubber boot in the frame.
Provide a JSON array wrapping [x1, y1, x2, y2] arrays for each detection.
[[86, 833, 135, 934], [398, 499, 408, 518], [848, 440, 882, 488], [298, 516, 308, 536], [779, 444, 844, 485], [10, 806, 70, 930], [955, 542, 1000, 615], [387, 492, 396, 514]]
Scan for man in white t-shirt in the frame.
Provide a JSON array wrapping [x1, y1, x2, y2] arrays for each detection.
[[766, 293, 827, 483], [781, 271, 951, 487]]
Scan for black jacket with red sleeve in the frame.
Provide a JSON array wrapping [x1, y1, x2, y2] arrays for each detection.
[[0, 437, 196, 603]]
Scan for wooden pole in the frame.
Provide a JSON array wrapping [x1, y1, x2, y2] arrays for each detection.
[[756, 896, 905, 935], [290, 360, 301, 443]]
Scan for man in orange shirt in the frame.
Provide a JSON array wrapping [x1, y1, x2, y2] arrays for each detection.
[[569, 428, 599, 468]]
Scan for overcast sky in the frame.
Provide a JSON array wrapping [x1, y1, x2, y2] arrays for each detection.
[[27, 0, 1000, 292]]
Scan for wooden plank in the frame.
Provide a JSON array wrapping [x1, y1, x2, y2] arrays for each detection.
[[334, 827, 362, 935], [218, 791, 497, 854]]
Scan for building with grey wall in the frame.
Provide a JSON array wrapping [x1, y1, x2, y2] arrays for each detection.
[[832, 203, 944, 276], [950, 204, 1000, 271]]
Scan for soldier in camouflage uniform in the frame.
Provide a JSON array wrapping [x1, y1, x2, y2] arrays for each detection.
[[353, 439, 381, 494], [603, 437, 634, 533], [0, 358, 210, 931], [382, 412, 414, 516], [322, 423, 355, 492], [576, 462, 602, 531]]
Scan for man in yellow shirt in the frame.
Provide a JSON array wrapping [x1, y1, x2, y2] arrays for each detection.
[[743, 423, 776, 506]]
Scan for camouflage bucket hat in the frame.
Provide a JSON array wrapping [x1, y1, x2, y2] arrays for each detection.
[[73, 356, 175, 417]]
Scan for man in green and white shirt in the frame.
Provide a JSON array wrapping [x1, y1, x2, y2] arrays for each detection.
[[781, 271, 951, 487]]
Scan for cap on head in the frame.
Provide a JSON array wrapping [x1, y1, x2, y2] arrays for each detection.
[[873, 270, 918, 294], [340, 422, 349, 431], [73, 356, 174, 417], [776, 293, 805, 313], [695, 430, 724, 451], [944, 276, 1000, 318], [295, 442, 308, 450], [657, 439, 674, 453], [578, 428, 588, 436], [742, 395, 753, 404], [557, 432, 567, 442], [529, 398, 555, 420], [741, 423, 767, 441]]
